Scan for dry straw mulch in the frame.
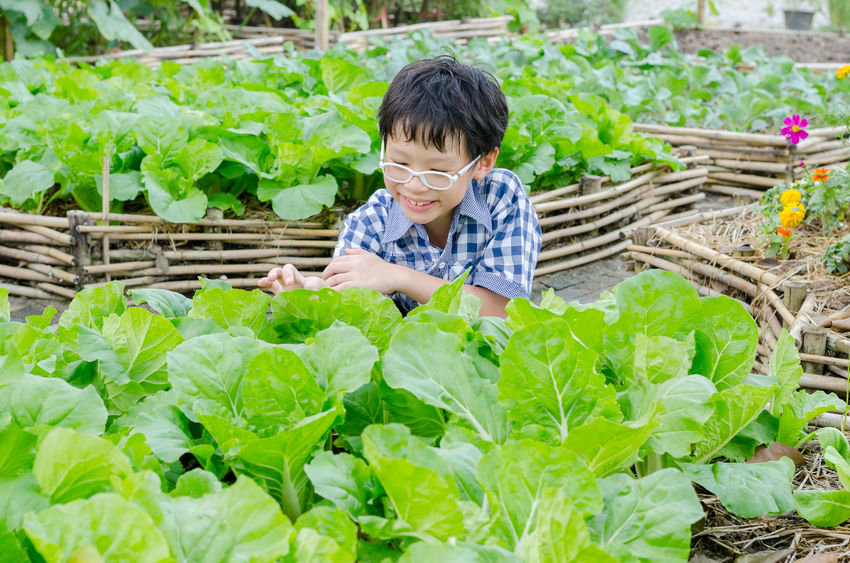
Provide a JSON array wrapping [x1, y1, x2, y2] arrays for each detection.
[[691, 442, 850, 562]]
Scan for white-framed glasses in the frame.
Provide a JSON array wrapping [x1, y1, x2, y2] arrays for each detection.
[[378, 141, 481, 191]]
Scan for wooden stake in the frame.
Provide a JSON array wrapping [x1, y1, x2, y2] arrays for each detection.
[[802, 327, 829, 374], [2, 14, 12, 62], [783, 280, 809, 313], [102, 156, 111, 283], [789, 293, 817, 347], [67, 210, 92, 289], [315, 0, 329, 51]]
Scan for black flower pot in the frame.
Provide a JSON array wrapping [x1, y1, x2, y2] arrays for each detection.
[[784, 9, 814, 30]]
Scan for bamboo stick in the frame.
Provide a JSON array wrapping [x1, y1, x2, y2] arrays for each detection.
[[84, 276, 165, 289], [26, 263, 77, 285], [534, 238, 634, 276], [148, 276, 322, 292], [96, 233, 338, 246], [819, 305, 850, 328], [21, 245, 76, 266], [626, 245, 691, 259], [0, 264, 53, 283], [713, 158, 790, 174], [79, 212, 325, 229], [651, 167, 709, 185], [102, 156, 111, 284], [539, 182, 654, 227], [538, 212, 666, 263], [633, 123, 789, 147], [811, 413, 850, 430], [789, 294, 817, 347], [652, 204, 757, 229], [533, 170, 660, 214], [800, 353, 850, 368], [528, 183, 580, 205], [266, 256, 334, 268], [827, 332, 850, 356], [648, 176, 709, 198], [542, 194, 663, 243], [83, 261, 157, 275], [702, 185, 764, 199], [652, 226, 783, 288], [0, 282, 53, 299], [35, 282, 76, 299], [0, 210, 69, 229], [131, 263, 281, 277], [18, 225, 74, 246], [799, 374, 849, 395], [0, 245, 62, 265], [646, 192, 705, 213], [77, 225, 154, 233], [709, 171, 782, 188], [0, 230, 58, 245]]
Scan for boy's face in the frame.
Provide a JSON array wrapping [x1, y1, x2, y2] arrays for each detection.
[[382, 133, 480, 236]]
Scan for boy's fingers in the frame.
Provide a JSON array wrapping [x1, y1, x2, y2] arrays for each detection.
[[344, 247, 368, 255]]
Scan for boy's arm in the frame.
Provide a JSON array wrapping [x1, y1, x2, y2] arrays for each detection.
[[258, 265, 328, 293], [323, 248, 510, 317]]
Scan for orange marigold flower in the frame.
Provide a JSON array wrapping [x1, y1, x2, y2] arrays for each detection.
[[812, 168, 830, 182], [779, 188, 802, 205], [838, 65, 850, 79], [777, 227, 792, 237]]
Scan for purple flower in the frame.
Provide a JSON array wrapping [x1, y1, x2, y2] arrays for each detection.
[[781, 115, 808, 145]]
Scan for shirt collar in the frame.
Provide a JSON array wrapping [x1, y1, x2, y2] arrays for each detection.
[[383, 180, 493, 243]]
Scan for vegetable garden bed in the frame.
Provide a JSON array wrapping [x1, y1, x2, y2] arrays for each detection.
[[626, 213, 850, 407], [0, 152, 709, 298]]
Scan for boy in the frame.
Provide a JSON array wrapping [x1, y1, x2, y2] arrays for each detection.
[[258, 55, 541, 318]]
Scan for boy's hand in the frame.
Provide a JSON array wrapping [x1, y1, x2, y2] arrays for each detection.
[[323, 248, 400, 294], [258, 264, 326, 294]]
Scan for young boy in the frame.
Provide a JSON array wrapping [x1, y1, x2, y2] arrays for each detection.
[[258, 55, 541, 318]]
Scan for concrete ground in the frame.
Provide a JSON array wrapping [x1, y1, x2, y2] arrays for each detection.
[[625, 0, 830, 29]]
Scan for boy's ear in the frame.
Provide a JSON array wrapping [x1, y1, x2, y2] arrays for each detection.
[[472, 148, 499, 181]]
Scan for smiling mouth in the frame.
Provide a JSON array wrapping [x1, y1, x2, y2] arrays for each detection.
[[402, 195, 435, 209]]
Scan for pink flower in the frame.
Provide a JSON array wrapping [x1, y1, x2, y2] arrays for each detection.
[[781, 115, 808, 145]]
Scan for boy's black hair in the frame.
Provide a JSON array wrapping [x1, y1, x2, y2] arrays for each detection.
[[378, 54, 508, 160]]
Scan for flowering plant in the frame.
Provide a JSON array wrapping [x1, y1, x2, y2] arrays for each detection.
[[781, 114, 808, 145], [838, 65, 850, 80]]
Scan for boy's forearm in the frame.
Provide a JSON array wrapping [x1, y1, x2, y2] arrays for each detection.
[[393, 266, 509, 318]]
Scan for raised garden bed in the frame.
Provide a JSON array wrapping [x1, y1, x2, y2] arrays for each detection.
[[627, 211, 850, 412]]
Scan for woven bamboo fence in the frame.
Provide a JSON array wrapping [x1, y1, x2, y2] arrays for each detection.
[[633, 124, 850, 199], [0, 152, 709, 299], [625, 215, 850, 407], [530, 151, 709, 276], [72, 16, 513, 67]]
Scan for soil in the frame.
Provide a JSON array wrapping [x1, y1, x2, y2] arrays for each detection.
[[673, 28, 850, 64]]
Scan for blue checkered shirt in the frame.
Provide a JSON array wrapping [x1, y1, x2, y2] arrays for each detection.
[[334, 168, 542, 314]]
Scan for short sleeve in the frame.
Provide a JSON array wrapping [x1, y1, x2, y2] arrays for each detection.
[[469, 173, 542, 299], [333, 191, 391, 258]]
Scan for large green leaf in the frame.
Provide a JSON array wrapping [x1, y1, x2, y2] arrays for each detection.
[[8, 375, 107, 435], [129, 288, 192, 318], [0, 423, 36, 480], [562, 417, 656, 476], [589, 469, 703, 562], [0, 288, 8, 322], [298, 324, 378, 395], [477, 439, 600, 550], [795, 489, 850, 527], [59, 282, 126, 332], [188, 288, 270, 337], [632, 333, 695, 385], [681, 458, 795, 517], [112, 391, 197, 464], [167, 332, 263, 420], [361, 425, 466, 542], [241, 346, 325, 430], [23, 493, 170, 563], [33, 428, 132, 504], [304, 451, 376, 518], [382, 323, 508, 444], [776, 391, 845, 445], [769, 330, 804, 417], [87, 0, 154, 52], [399, 542, 520, 562], [692, 384, 775, 463], [0, 159, 54, 204], [291, 506, 357, 563], [245, 0, 295, 20], [499, 318, 616, 443], [205, 408, 341, 522], [268, 175, 338, 221]]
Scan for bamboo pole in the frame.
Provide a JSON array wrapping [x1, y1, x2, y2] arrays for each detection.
[[633, 123, 789, 147], [0, 264, 54, 283], [0, 283, 52, 299], [539, 182, 654, 227], [26, 263, 77, 285], [811, 413, 850, 430], [35, 282, 76, 300], [646, 192, 705, 213], [102, 156, 111, 283], [528, 183, 580, 205], [708, 171, 782, 188], [800, 353, 850, 368], [652, 204, 757, 229], [626, 245, 691, 259], [80, 212, 325, 229], [0, 245, 62, 265], [713, 159, 790, 174], [83, 261, 157, 275], [17, 225, 74, 246], [94, 232, 338, 246], [537, 212, 666, 263], [315, 0, 329, 51], [789, 293, 817, 347], [0, 230, 59, 245], [652, 226, 783, 288], [534, 238, 635, 276], [0, 211, 69, 229], [799, 374, 849, 395], [534, 170, 660, 214], [827, 332, 850, 355], [702, 185, 764, 199], [542, 194, 664, 243], [22, 245, 76, 266]]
